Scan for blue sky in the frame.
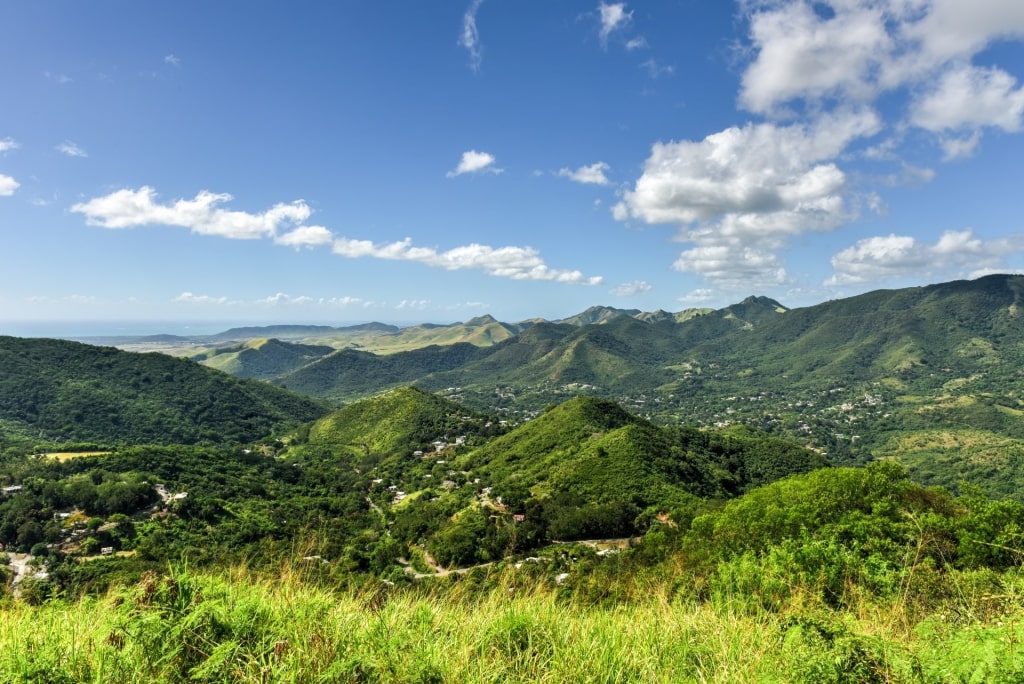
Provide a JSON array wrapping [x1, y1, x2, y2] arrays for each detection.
[[2, 1, 1024, 330]]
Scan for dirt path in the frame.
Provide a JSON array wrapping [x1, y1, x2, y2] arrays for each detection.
[[5, 553, 40, 597]]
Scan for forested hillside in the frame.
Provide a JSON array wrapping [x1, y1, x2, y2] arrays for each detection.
[[0, 336, 328, 446]]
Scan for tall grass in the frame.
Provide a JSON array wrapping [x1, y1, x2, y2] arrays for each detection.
[[2, 564, 1024, 682]]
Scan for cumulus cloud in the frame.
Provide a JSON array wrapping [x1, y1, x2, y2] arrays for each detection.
[[910, 64, 1024, 136], [447, 150, 502, 177], [56, 141, 87, 157], [333, 236, 603, 284], [613, 109, 880, 287], [610, 280, 651, 296], [598, 2, 632, 46], [72, 185, 598, 288], [71, 186, 314, 240], [826, 228, 1024, 286], [459, 0, 485, 73], [174, 292, 230, 305], [0, 174, 19, 196], [557, 161, 611, 185], [275, 225, 334, 248], [256, 293, 314, 306], [739, 0, 1024, 149], [0, 138, 18, 153]]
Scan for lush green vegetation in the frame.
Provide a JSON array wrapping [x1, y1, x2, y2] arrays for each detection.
[[5, 461, 1024, 682], [5, 275, 1024, 680], [0, 336, 328, 446], [5, 562, 1024, 683]]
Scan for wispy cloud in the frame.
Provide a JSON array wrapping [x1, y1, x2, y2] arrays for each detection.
[[557, 161, 611, 185], [610, 280, 651, 296], [458, 0, 485, 73], [56, 140, 88, 157], [0, 138, 18, 153], [625, 36, 648, 51], [447, 150, 502, 177], [396, 299, 432, 310], [679, 288, 714, 304], [44, 71, 72, 85], [333, 237, 603, 284], [598, 2, 632, 47], [164, 54, 181, 66], [640, 59, 674, 79]]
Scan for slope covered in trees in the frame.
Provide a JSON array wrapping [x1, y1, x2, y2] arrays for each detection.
[[0, 336, 328, 446]]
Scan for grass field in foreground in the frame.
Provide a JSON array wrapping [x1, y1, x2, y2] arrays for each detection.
[[3, 566, 1023, 683]]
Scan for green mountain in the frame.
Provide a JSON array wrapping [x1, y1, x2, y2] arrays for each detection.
[[554, 305, 642, 326], [278, 343, 490, 402], [285, 388, 825, 564], [196, 338, 336, 380], [456, 396, 826, 507], [0, 336, 328, 446], [296, 386, 492, 459]]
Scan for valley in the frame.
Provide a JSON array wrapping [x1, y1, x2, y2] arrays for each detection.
[[3, 275, 1024, 681]]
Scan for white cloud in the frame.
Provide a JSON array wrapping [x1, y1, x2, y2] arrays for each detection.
[[740, 0, 892, 114], [397, 299, 432, 310], [679, 288, 715, 304], [610, 280, 651, 296], [44, 71, 71, 85], [164, 54, 181, 66], [173, 292, 229, 305], [275, 225, 334, 248], [320, 296, 373, 308], [625, 36, 648, 51], [458, 0, 485, 73], [0, 138, 18, 153], [333, 236, 603, 284], [640, 59, 674, 79], [614, 109, 880, 287], [0, 174, 18, 196], [71, 186, 314, 240], [673, 244, 789, 288], [826, 228, 1024, 285], [936, 131, 982, 161], [447, 150, 502, 177], [615, 109, 878, 227], [910, 64, 1024, 134], [56, 140, 88, 157], [256, 293, 314, 306], [598, 2, 632, 46], [557, 161, 611, 185], [739, 0, 1024, 149]]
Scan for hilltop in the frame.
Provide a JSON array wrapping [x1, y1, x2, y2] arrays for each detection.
[[0, 336, 328, 446]]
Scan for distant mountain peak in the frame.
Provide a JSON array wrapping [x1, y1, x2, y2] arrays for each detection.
[[464, 314, 499, 327], [737, 295, 788, 311]]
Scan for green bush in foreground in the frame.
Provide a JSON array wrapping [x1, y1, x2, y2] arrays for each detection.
[[2, 565, 1024, 683]]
